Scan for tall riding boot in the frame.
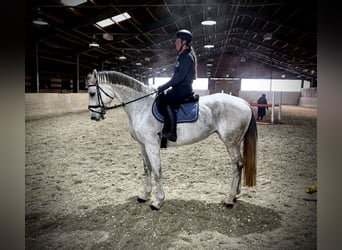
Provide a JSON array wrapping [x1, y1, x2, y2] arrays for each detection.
[[161, 105, 177, 142]]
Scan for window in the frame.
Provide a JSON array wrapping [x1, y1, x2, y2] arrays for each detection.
[[241, 79, 303, 92], [148, 77, 208, 90], [61, 0, 87, 6], [96, 12, 131, 28]]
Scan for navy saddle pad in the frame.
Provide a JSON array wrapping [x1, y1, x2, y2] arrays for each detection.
[[152, 99, 199, 123]]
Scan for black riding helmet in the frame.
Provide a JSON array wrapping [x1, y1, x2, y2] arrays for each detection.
[[175, 29, 192, 43]]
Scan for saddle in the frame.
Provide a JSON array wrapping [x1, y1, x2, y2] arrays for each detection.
[[152, 93, 199, 149], [152, 93, 199, 123], [180, 94, 199, 104]]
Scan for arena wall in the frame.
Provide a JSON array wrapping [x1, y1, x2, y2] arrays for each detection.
[[25, 93, 89, 120], [239, 91, 301, 105], [239, 88, 317, 108], [298, 88, 317, 107], [25, 91, 209, 121], [25, 88, 317, 120]]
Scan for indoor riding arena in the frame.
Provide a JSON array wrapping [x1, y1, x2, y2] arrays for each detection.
[[25, 1, 317, 249], [25, 93, 317, 249]]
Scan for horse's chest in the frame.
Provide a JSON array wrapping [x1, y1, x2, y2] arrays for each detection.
[[128, 121, 146, 141]]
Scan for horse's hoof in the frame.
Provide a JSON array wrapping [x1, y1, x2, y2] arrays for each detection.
[[150, 200, 164, 210], [137, 197, 146, 203], [137, 192, 152, 203], [137, 195, 150, 203], [150, 204, 160, 211], [225, 203, 234, 209], [224, 196, 235, 208]]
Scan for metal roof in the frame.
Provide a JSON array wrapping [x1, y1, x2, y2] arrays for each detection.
[[26, 0, 316, 88]]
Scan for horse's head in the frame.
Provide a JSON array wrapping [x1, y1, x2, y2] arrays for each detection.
[[86, 69, 114, 121]]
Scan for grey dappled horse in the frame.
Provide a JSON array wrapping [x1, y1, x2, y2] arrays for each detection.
[[87, 69, 257, 210]]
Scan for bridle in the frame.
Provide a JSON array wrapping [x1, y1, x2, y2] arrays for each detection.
[[87, 82, 114, 115], [87, 81, 158, 115]]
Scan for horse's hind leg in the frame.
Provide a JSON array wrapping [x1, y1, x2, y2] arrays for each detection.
[[225, 145, 243, 208], [137, 146, 152, 202]]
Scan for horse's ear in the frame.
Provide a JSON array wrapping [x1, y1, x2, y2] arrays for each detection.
[[93, 69, 99, 81]]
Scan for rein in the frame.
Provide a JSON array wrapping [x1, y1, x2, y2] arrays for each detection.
[[88, 83, 158, 114], [107, 91, 158, 110]]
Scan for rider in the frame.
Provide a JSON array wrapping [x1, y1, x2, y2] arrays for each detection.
[[157, 29, 198, 142]]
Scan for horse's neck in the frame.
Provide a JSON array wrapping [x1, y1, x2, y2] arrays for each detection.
[[110, 85, 137, 103], [110, 84, 153, 120]]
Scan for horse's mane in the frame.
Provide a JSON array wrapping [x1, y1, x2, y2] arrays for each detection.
[[97, 70, 150, 93]]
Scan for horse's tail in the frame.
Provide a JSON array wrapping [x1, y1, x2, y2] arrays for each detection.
[[243, 111, 258, 187]]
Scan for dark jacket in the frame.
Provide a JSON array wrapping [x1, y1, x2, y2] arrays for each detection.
[[159, 49, 195, 100], [257, 95, 268, 117], [257, 95, 268, 105]]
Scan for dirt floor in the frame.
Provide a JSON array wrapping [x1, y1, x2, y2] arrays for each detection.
[[25, 105, 317, 249]]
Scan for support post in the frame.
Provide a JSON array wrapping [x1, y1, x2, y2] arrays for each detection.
[[35, 41, 39, 93], [271, 91, 275, 123], [76, 53, 80, 93], [278, 92, 282, 121]]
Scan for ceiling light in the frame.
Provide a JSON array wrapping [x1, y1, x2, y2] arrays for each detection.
[[204, 44, 214, 49], [32, 18, 49, 25], [263, 33, 272, 41], [103, 33, 113, 41], [96, 19, 114, 28], [201, 19, 216, 25], [96, 12, 131, 28], [89, 41, 99, 48], [118, 50, 127, 60], [136, 62, 142, 66], [112, 12, 131, 23], [202, 5, 216, 26], [61, 0, 87, 6], [204, 36, 214, 49]]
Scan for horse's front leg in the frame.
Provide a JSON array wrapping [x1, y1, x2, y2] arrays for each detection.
[[137, 146, 152, 202], [144, 144, 165, 210]]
